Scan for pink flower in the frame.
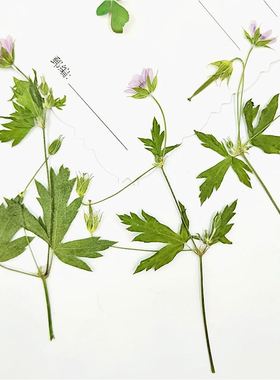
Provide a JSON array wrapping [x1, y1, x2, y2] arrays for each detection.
[[126, 68, 155, 94], [0, 35, 15, 68], [245, 22, 277, 47], [0, 36, 14, 54]]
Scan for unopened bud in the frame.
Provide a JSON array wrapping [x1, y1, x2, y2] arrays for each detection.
[[76, 173, 93, 197], [48, 135, 63, 155]]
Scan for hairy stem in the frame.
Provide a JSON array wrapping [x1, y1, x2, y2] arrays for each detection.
[[151, 95, 168, 154], [87, 166, 155, 205], [242, 154, 280, 215], [39, 271, 55, 340], [199, 255, 215, 373]]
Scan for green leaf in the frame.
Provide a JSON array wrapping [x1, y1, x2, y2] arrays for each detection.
[[178, 201, 190, 241], [134, 244, 184, 273], [195, 130, 228, 157], [0, 201, 33, 262], [96, 0, 111, 15], [55, 237, 114, 258], [111, 0, 129, 33], [96, 0, 129, 34], [251, 134, 280, 154], [243, 99, 260, 136], [254, 94, 279, 136], [54, 253, 92, 271], [0, 75, 44, 146], [20, 166, 115, 270], [244, 95, 280, 154], [139, 117, 180, 161], [197, 157, 232, 204], [54, 237, 115, 271], [207, 200, 237, 245], [119, 211, 187, 272], [231, 157, 252, 187], [53, 95, 66, 110]]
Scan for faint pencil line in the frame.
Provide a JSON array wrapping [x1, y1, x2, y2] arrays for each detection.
[[262, 0, 278, 16], [198, 0, 240, 50], [68, 83, 128, 150]]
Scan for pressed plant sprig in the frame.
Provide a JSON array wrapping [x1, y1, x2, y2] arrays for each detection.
[[80, 68, 239, 373], [188, 23, 280, 212], [0, 36, 115, 340], [124, 70, 238, 374], [96, 0, 129, 33]]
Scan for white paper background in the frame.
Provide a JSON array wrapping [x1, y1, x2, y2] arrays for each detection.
[[0, 0, 280, 378]]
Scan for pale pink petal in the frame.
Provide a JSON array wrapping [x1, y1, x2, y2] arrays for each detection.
[[0, 35, 14, 53]]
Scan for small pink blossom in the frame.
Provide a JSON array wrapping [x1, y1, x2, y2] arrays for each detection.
[[126, 68, 154, 94], [0, 36, 14, 55]]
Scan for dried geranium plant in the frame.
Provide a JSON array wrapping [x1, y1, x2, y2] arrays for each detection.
[[0, 36, 115, 340], [188, 22, 280, 212], [82, 68, 239, 373]]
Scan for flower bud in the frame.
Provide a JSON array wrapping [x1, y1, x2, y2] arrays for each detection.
[[76, 173, 93, 197], [84, 203, 101, 235], [0, 36, 15, 68], [48, 136, 64, 155]]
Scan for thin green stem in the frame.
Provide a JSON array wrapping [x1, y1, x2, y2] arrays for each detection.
[[242, 154, 280, 215], [160, 167, 198, 250], [112, 245, 192, 253], [42, 128, 50, 188], [39, 271, 55, 340], [0, 263, 38, 278], [199, 255, 215, 374], [42, 128, 53, 274], [151, 95, 168, 154], [236, 47, 253, 143], [12, 64, 29, 80], [22, 159, 50, 196], [85, 166, 155, 206]]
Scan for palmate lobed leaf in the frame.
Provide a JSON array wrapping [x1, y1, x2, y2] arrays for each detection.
[[194, 130, 228, 157], [119, 210, 189, 272], [0, 200, 33, 262], [207, 200, 237, 245], [197, 158, 232, 204], [243, 94, 280, 154], [15, 166, 115, 271], [0, 76, 44, 146], [195, 131, 252, 203], [251, 135, 280, 154], [139, 118, 180, 161]]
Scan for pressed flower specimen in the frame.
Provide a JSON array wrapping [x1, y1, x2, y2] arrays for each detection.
[[0, 38, 115, 340], [96, 0, 129, 33], [188, 23, 280, 212], [80, 68, 239, 373]]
